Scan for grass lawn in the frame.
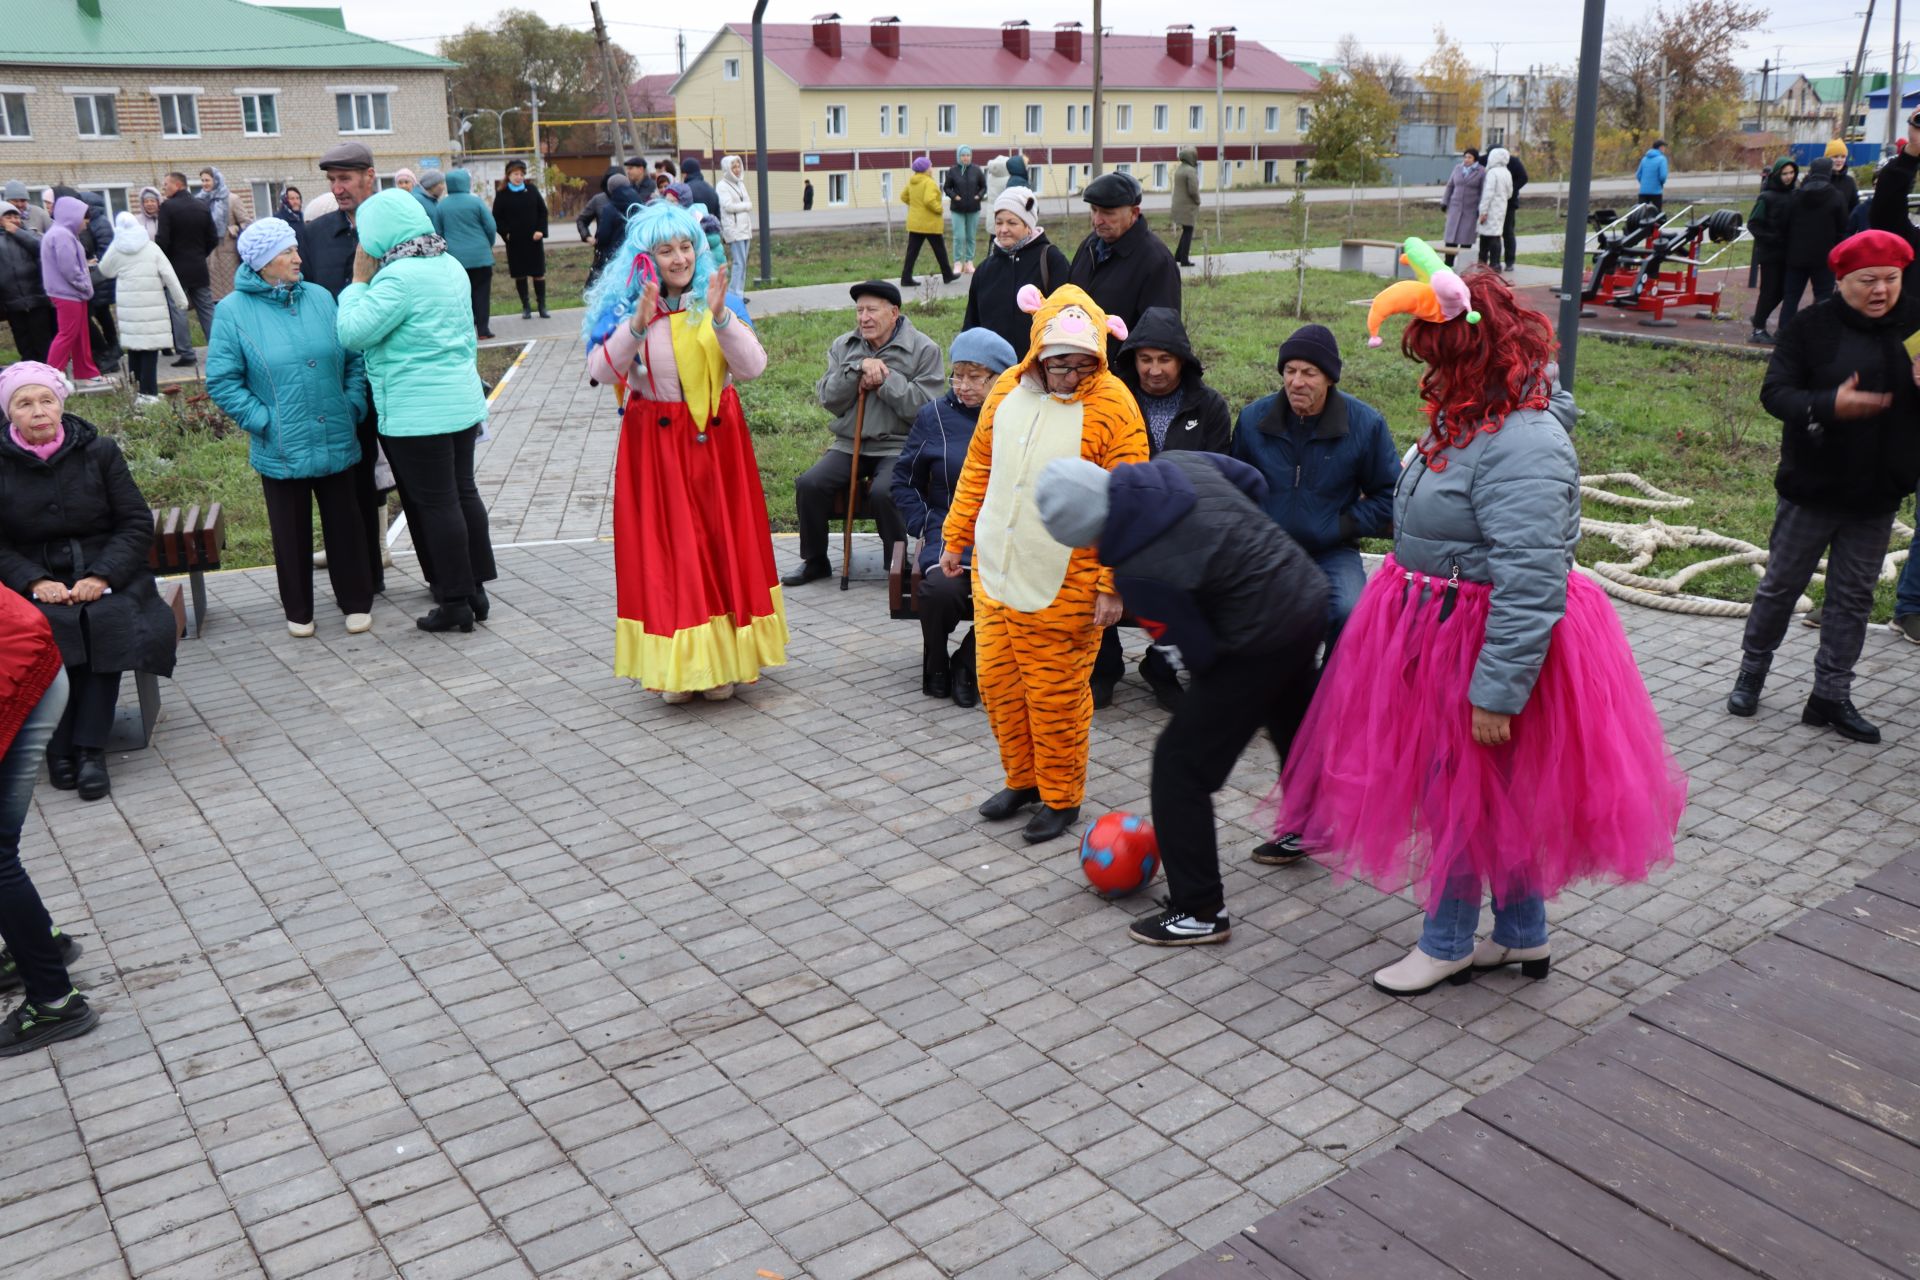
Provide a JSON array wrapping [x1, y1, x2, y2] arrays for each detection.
[[736, 265, 1907, 619]]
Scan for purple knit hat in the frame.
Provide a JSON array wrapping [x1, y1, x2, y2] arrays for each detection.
[[0, 362, 68, 423], [912, 157, 932, 173]]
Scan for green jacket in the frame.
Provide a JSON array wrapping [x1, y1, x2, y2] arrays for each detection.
[[206, 266, 366, 479], [336, 190, 488, 438], [1171, 149, 1202, 228], [431, 171, 499, 269]]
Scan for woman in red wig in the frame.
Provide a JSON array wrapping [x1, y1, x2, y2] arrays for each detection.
[[1277, 267, 1687, 996]]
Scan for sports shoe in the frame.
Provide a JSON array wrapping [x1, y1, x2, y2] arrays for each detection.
[[1891, 614, 1920, 644], [0, 930, 80, 994], [1802, 605, 1822, 628], [1130, 903, 1231, 946], [701, 684, 737, 701], [661, 689, 696, 704], [344, 613, 373, 634], [287, 620, 316, 638], [1251, 833, 1309, 865], [134, 394, 162, 409], [1748, 328, 1774, 345], [0, 992, 98, 1056]]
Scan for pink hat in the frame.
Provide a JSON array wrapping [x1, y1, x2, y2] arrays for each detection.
[[0, 361, 67, 422]]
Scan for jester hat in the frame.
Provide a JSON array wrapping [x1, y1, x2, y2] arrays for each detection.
[[1366, 238, 1481, 347]]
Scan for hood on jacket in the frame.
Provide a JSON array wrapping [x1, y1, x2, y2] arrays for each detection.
[[987, 156, 1010, 177], [1806, 156, 1835, 186], [1487, 148, 1510, 169], [352, 188, 436, 258], [681, 157, 705, 181], [109, 210, 149, 253], [1117, 306, 1204, 379], [232, 262, 301, 303], [444, 170, 474, 196], [1099, 457, 1197, 562], [718, 155, 746, 183], [1011, 284, 1125, 399], [137, 185, 163, 213], [1764, 156, 1797, 191], [52, 197, 88, 232], [1177, 147, 1199, 166]]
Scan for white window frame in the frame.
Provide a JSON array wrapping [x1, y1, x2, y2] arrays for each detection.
[[1115, 103, 1132, 133], [82, 184, 130, 217], [1152, 162, 1168, 188], [1189, 104, 1205, 131], [827, 172, 848, 205], [1236, 106, 1247, 131], [982, 103, 1001, 135], [895, 104, 907, 135], [0, 86, 32, 141], [1488, 126, 1506, 148], [880, 171, 893, 201], [722, 58, 741, 81], [1024, 103, 1043, 135], [328, 85, 394, 136], [69, 90, 118, 139], [1065, 104, 1076, 133], [155, 89, 201, 139], [249, 179, 288, 219], [1265, 106, 1279, 132], [235, 89, 280, 138], [936, 103, 956, 135], [1297, 106, 1311, 132], [1153, 103, 1169, 133], [1263, 160, 1279, 183], [879, 103, 890, 135], [825, 103, 847, 137]]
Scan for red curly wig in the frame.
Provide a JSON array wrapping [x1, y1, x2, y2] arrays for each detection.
[[1400, 267, 1557, 470]]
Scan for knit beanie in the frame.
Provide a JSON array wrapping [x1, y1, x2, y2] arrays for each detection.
[[993, 186, 1040, 231], [1036, 457, 1113, 549], [419, 169, 446, 190], [950, 327, 1018, 375], [1, 181, 24, 202], [237, 217, 299, 272], [394, 167, 417, 185], [1277, 324, 1342, 382], [1825, 138, 1849, 160], [0, 361, 69, 423], [912, 157, 932, 173]]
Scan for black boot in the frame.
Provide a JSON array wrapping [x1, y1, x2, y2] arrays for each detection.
[[1802, 693, 1880, 744], [1726, 669, 1764, 717], [1023, 805, 1079, 843], [470, 583, 490, 622], [978, 786, 1040, 820], [535, 279, 550, 318], [516, 278, 532, 320], [951, 631, 978, 708], [45, 754, 78, 791], [75, 749, 110, 802], [417, 600, 476, 633]]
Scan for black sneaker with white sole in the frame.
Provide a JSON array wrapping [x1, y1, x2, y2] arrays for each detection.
[[0, 992, 97, 1056], [0, 929, 80, 994], [1129, 904, 1230, 946], [1251, 833, 1308, 866]]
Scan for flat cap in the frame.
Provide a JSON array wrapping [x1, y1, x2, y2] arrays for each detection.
[[1082, 170, 1143, 208], [318, 141, 375, 172], [850, 279, 902, 307]]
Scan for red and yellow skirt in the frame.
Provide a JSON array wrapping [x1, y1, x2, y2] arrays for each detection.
[[613, 385, 788, 690]]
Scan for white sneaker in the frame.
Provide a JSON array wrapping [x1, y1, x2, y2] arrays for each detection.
[[1470, 938, 1552, 978], [661, 690, 696, 704], [74, 376, 116, 392], [312, 550, 328, 569], [344, 612, 372, 634], [1373, 943, 1475, 996], [134, 394, 162, 409], [287, 620, 316, 638], [701, 683, 737, 701]]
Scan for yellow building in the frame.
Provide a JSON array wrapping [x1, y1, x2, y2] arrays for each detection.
[[669, 18, 1319, 213]]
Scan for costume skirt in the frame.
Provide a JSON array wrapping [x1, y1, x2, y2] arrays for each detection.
[[613, 385, 788, 690], [1276, 555, 1686, 911]]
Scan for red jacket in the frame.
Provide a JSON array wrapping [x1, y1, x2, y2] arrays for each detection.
[[0, 589, 61, 759]]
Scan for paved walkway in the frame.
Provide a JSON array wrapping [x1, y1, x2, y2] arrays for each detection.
[[11, 334, 1920, 1280]]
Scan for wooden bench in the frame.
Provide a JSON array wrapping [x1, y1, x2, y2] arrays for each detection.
[[887, 541, 925, 621], [146, 503, 225, 637], [110, 580, 185, 751], [1338, 238, 1461, 279]]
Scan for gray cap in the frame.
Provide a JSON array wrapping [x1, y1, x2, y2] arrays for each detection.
[[1036, 457, 1113, 549], [318, 141, 375, 172], [2, 180, 25, 202], [1082, 170, 1143, 208], [418, 168, 445, 188]]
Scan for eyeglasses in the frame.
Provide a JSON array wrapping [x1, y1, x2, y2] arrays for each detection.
[[1042, 359, 1100, 376], [949, 370, 993, 387]]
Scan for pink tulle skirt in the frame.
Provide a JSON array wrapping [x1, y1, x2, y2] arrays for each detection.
[[1275, 555, 1687, 912]]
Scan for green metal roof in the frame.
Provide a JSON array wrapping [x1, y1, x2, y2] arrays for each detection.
[[265, 6, 346, 30], [9, 0, 451, 70]]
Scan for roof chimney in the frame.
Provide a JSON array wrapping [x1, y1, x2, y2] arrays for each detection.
[[1208, 26, 1237, 71], [1054, 21, 1082, 63], [77, 0, 101, 14], [1166, 24, 1194, 68], [811, 13, 842, 57], [1001, 19, 1030, 60], [870, 15, 900, 58]]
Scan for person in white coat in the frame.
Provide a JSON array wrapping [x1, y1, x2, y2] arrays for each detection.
[[1477, 148, 1514, 271], [985, 156, 1012, 208], [717, 154, 754, 283], [99, 211, 186, 405]]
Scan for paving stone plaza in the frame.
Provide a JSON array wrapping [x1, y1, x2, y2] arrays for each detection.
[[8, 334, 1918, 1279]]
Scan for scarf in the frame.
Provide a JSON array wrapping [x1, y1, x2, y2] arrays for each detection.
[[8, 423, 63, 460], [378, 233, 448, 268], [507, 182, 526, 193], [659, 296, 727, 425]]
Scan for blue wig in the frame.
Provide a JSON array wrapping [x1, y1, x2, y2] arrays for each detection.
[[582, 200, 718, 347]]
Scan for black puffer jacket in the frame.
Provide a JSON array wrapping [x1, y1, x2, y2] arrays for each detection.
[[1747, 157, 1797, 265], [963, 228, 1070, 357], [1097, 451, 1327, 671], [0, 414, 177, 676], [1066, 214, 1183, 361], [1114, 306, 1232, 455], [1785, 158, 1851, 270], [1761, 291, 1920, 514], [1869, 148, 1920, 295], [0, 222, 47, 311], [943, 163, 987, 213]]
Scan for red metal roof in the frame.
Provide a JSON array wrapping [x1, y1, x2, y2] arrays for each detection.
[[725, 23, 1319, 93], [628, 73, 677, 114]]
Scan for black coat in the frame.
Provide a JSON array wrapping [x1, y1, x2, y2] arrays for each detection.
[[1747, 159, 1796, 264], [1114, 306, 1233, 455], [1098, 451, 1327, 670], [492, 185, 549, 278], [0, 415, 176, 677], [963, 230, 1070, 357], [1785, 167, 1850, 270], [1869, 149, 1920, 296], [155, 189, 218, 291], [0, 224, 47, 312], [680, 160, 721, 222], [943, 163, 987, 213], [1066, 215, 1183, 360], [593, 181, 649, 278], [1761, 292, 1920, 514], [296, 211, 358, 299], [576, 191, 610, 242], [1507, 154, 1530, 197]]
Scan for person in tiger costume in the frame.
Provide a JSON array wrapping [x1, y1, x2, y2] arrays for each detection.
[[941, 283, 1150, 843]]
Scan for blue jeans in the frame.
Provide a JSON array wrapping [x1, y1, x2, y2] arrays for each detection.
[[728, 237, 751, 282], [1418, 873, 1548, 962], [0, 670, 73, 1004], [951, 210, 981, 263], [1898, 492, 1920, 621], [1313, 545, 1367, 652]]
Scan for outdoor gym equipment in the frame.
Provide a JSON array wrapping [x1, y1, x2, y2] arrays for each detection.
[[1580, 203, 1747, 325]]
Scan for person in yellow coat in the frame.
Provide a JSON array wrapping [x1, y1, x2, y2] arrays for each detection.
[[901, 157, 959, 286], [941, 283, 1150, 842]]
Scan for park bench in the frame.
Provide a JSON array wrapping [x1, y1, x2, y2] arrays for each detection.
[[147, 504, 225, 637], [109, 579, 185, 751], [1338, 239, 1460, 279], [887, 542, 924, 621]]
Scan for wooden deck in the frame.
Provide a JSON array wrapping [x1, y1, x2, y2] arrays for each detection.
[[1168, 852, 1920, 1280]]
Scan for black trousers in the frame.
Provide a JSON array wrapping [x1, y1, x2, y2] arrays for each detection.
[[379, 426, 496, 603], [794, 448, 905, 567], [352, 412, 386, 594], [901, 232, 953, 284], [1174, 224, 1195, 264], [128, 350, 158, 396], [88, 298, 119, 365], [1780, 265, 1835, 329], [1092, 625, 1179, 687], [49, 666, 121, 755], [919, 563, 973, 673], [5, 306, 55, 364], [1638, 194, 1664, 210], [1477, 234, 1503, 269], [1740, 497, 1892, 702], [1751, 259, 1786, 330], [466, 266, 493, 334], [1501, 202, 1519, 270], [1153, 636, 1321, 918], [262, 470, 375, 623]]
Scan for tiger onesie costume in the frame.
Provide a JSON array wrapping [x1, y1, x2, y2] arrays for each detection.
[[943, 284, 1150, 822]]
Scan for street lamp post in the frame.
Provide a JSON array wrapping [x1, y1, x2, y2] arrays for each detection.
[[465, 106, 521, 154]]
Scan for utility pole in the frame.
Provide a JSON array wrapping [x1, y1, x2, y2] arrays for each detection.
[[528, 87, 542, 167], [1482, 43, 1503, 146], [1090, 0, 1105, 177], [677, 31, 687, 76], [1521, 64, 1532, 148], [1657, 54, 1667, 137], [589, 0, 633, 156], [1890, 0, 1906, 154], [751, 0, 772, 284], [1758, 59, 1769, 135], [1842, 0, 1879, 138], [1558, 0, 1607, 390], [1212, 28, 1227, 240]]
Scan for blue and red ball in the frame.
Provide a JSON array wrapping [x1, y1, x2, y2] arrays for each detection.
[[1080, 811, 1159, 897]]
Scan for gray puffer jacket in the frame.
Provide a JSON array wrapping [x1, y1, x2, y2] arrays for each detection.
[[1391, 376, 1580, 716]]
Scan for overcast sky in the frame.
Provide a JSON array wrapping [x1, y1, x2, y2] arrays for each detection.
[[317, 0, 1907, 85]]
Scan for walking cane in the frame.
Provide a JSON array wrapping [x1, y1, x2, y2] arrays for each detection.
[[841, 387, 866, 591]]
